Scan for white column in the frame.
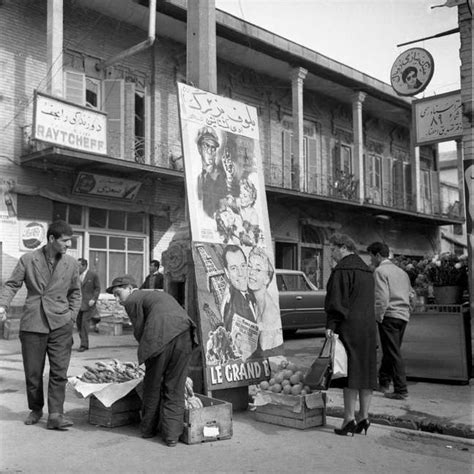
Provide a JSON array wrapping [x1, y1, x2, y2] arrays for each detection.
[[352, 91, 366, 203], [291, 67, 308, 191], [186, 0, 217, 93], [456, 139, 465, 218], [410, 127, 422, 212], [47, 0, 63, 97]]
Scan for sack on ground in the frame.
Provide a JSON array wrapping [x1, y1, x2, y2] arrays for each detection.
[[332, 335, 347, 379]]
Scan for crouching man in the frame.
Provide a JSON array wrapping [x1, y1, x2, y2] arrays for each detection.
[[107, 275, 199, 446]]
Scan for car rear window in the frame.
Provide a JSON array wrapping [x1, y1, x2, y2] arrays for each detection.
[[277, 273, 313, 291]]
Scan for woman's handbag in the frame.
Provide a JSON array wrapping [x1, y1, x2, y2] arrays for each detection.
[[332, 335, 348, 379], [303, 337, 334, 390]]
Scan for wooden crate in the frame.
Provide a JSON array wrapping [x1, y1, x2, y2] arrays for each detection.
[[254, 391, 326, 430], [181, 394, 233, 444], [88, 389, 141, 428]]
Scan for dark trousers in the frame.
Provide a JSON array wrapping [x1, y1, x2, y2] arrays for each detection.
[[76, 310, 91, 349], [141, 330, 193, 442], [19, 322, 74, 414], [378, 317, 408, 394]]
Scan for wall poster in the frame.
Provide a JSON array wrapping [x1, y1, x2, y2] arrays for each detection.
[[177, 83, 284, 390]]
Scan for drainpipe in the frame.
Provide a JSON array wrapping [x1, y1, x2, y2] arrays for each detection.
[[96, 0, 156, 71]]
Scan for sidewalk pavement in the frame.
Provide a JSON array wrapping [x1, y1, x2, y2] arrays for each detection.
[[1, 330, 472, 441]]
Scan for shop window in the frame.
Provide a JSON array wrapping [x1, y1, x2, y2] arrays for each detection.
[[127, 213, 144, 232], [52, 202, 83, 226], [109, 211, 126, 230], [89, 208, 107, 228], [275, 242, 297, 270]]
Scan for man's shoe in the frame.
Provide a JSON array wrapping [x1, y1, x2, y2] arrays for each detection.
[[78, 347, 88, 352], [378, 384, 390, 394], [166, 440, 178, 447], [24, 410, 43, 425], [384, 392, 408, 400], [47, 414, 74, 430]]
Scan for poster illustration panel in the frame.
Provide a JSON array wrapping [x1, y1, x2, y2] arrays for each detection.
[[178, 83, 284, 390]]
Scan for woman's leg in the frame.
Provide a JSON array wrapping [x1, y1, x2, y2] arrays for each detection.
[[342, 388, 357, 423], [358, 389, 373, 420]]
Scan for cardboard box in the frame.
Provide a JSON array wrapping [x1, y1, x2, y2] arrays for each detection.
[[88, 389, 141, 428], [181, 394, 233, 444], [254, 391, 326, 430]]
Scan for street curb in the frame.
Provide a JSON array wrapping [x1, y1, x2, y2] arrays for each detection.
[[327, 407, 474, 440]]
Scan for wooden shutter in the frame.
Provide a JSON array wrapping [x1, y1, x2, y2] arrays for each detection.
[[124, 82, 135, 162], [382, 156, 392, 206], [392, 160, 404, 208], [307, 137, 318, 193], [282, 130, 292, 189], [404, 163, 412, 210], [430, 170, 441, 215], [102, 79, 124, 159], [64, 71, 85, 106]]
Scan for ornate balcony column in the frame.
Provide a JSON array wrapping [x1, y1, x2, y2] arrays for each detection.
[[291, 67, 308, 190], [352, 91, 366, 203], [47, 0, 63, 97], [410, 127, 422, 212]]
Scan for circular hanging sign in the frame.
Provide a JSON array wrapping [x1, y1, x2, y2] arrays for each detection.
[[390, 48, 434, 97]]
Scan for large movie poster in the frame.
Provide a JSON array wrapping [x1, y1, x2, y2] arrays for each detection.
[[178, 83, 284, 390]]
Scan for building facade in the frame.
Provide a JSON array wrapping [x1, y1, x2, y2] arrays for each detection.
[[0, 0, 464, 305]]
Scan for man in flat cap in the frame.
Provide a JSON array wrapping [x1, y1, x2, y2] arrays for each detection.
[[107, 275, 198, 447], [196, 126, 238, 217]]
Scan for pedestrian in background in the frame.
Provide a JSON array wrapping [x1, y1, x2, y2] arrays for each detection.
[[107, 275, 198, 447], [0, 220, 81, 430], [140, 260, 164, 290], [325, 233, 377, 436], [367, 242, 413, 400], [76, 258, 101, 351]]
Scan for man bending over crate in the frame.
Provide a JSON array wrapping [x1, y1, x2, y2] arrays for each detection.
[[107, 275, 199, 447]]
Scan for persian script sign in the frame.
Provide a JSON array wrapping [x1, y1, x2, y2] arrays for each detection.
[[390, 48, 434, 97], [414, 91, 463, 145], [33, 92, 107, 155], [72, 172, 142, 200]]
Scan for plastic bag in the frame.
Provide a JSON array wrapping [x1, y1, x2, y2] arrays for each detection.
[[332, 334, 347, 379]]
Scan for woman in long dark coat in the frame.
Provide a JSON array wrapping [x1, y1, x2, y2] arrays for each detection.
[[325, 233, 377, 436]]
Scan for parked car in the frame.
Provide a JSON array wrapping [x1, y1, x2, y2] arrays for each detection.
[[276, 269, 326, 336]]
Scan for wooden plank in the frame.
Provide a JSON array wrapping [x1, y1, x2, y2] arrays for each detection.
[[88, 410, 140, 428], [255, 411, 324, 430]]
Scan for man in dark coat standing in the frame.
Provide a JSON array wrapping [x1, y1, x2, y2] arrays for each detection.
[[77, 258, 101, 351], [0, 220, 81, 430], [140, 260, 164, 290], [107, 275, 198, 447]]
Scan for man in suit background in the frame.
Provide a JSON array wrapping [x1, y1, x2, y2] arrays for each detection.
[[140, 260, 164, 290], [77, 258, 101, 352], [0, 220, 81, 430]]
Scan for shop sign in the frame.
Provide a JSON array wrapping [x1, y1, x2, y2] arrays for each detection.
[[72, 172, 141, 200], [413, 90, 463, 145], [178, 83, 284, 391], [390, 48, 434, 97], [33, 92, 107, 155], [20, 221, 47, 251]]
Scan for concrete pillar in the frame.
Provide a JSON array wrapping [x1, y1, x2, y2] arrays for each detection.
[[456, 139, 465, 217], [46, 0, 63, 97], [186, 0, 217, 93], [410, 126, 422, 213], [290, 67, 308, 191], [352, 91, 366, 203]]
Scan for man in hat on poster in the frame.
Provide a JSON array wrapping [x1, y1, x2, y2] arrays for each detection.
[[196, 126, 239, 217], [107, 275, 198, 447]]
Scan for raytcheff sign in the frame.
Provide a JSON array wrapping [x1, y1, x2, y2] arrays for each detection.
[[33, 92, 107, 155]]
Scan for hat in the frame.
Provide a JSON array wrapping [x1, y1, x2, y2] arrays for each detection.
[[197, 126, 219, 147], [106, 275, 137, 294]]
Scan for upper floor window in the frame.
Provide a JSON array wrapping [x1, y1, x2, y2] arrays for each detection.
[[52, 202, 83, 226], [88, 208, 145, 233]]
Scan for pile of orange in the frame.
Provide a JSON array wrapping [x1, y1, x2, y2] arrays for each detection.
[[259, 360, 311, 395]]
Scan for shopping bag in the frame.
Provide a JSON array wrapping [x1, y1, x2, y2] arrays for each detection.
[[303, 337, 333, 390], [332, 335, 347, 379]]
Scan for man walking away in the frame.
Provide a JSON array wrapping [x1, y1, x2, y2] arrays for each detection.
[[77, 258, 101, 351], [0, 220, 81, 429], [367, 242, 414, 400]]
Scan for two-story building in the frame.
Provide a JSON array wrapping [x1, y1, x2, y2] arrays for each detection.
[[0, 0, 464, 301]]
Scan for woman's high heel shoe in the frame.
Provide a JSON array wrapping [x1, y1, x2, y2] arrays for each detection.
[[354, 419, 371, 435], [334, 419, 356, 436]]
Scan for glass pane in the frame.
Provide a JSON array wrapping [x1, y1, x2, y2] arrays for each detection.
[[127, 213, 144, 232], [89, 234, 107, 249], [301, 247, 322, 289], [128, 254, 144, 286], [110, 237, 125, 250], [128, 238, 144, 251], [109, 253, 126, 285], [90, 251, 107, 289], [52, 202, 67, 221], [109, 211, 126, 230], [69, 204, 82, 225], [89, 208, 107, 228]]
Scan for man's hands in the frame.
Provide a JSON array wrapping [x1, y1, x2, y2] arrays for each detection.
[[325, 328, 334, 339], [88, 299, 95, 308], [0, 307, 6, 322]]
